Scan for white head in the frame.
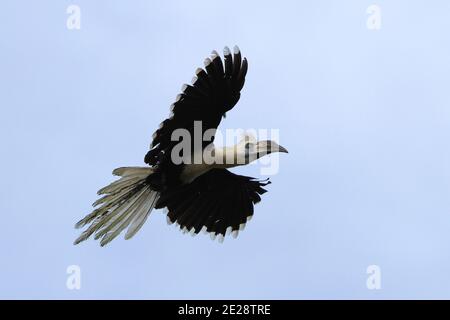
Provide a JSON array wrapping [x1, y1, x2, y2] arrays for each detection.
[[231, 133, 288, 166], [211, 134, 288, 169]]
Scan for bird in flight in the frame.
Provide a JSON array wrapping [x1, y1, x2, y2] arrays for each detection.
[[74, 46, 288, 246]]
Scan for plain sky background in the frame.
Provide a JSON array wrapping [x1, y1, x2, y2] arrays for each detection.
[[1, 0, 450, 299]]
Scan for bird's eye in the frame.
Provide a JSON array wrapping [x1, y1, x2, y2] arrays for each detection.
[[244, 142, 256, 154]]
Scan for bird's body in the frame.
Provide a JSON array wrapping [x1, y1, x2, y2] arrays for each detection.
[[74, 46, 287, 246]]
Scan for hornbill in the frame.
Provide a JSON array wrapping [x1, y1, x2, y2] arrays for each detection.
[[74, 46, 288, 246]]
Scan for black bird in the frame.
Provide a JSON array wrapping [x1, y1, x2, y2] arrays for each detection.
[[74, 46, 288, 246]]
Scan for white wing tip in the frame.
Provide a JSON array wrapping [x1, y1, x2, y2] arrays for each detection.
[[223, 46, 230, 55], [233, 45, 240, 54]]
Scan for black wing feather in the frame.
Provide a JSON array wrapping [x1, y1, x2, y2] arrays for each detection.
[[145, 46, 248, 171], [155, 169, 270, 239]]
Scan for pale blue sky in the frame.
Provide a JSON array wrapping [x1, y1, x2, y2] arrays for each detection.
[[1, 0, 450, 299]]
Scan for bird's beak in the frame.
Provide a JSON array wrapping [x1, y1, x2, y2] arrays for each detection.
[[277, 145, 289, 153], [256, 141, 289, 155]]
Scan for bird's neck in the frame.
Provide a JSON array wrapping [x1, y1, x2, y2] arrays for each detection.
[[179, 144, 248, 184], [212, 144, 249, 168]]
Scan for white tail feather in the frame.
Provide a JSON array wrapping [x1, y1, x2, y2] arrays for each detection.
[[125, 191, 158, 240], [94, 187, 149, 240], [99, 188, 152, 246], [74, 166, 159, 246], [97, 175, 142, 195], [112, 167, 153, 177]]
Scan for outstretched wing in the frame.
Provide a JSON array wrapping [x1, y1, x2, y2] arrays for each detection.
[[144, 46, 248, 166], [155, 169, 270, 242]]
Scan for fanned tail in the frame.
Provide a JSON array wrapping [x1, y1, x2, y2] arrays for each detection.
[[74, 167, 159, 246]]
